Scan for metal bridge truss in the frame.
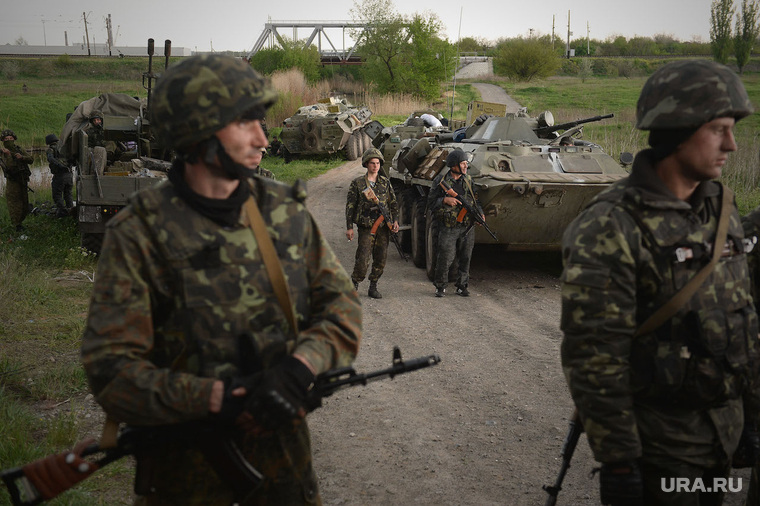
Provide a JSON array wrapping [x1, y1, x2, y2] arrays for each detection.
[[247, 21, 367, 64]]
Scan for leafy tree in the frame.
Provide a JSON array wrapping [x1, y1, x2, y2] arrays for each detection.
[[351, 0, 454, 99], [14, 36, 28, 46], [248, 38, 322, 82], [493, 38, 561, 82], [711, 0, 735, 63], [734, 0, 760, 73], [458, 36, 490, 54]]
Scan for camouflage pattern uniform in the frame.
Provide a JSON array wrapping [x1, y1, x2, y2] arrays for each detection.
[[81, 54, 362, 505], [427, 166, 478, 292], [345, 173, 398, 285], [1, 130, 33, 229], [46, 134, 73, 217], [561, 60, 760, 505]]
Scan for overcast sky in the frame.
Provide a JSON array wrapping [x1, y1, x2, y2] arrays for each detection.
[[2, 0, 714, 53]]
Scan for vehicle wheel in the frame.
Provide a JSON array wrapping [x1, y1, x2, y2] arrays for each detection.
[[361, 131, 372, 153], [81, 232, 103, 255], [346, 131, 362, 160], [396, 188, 414, 252], [283, 146, 293, 164], [425, 210, 437, 281], [411, 197, 427, 267]]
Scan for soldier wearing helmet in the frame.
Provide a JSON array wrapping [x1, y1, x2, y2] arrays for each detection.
[[46, 133, 73, 217], [426, 148, 483, 297], [81, 54, 360, 505], [345, 146, 399, 298], [560, 60, 760, 505], [1, 128, 33, 233]]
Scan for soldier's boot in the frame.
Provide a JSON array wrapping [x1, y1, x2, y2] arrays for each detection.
[[368, 281, 382, 299]]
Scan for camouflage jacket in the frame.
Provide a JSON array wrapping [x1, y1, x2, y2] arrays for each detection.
[[427, 170, 480, 228], [561, 149, 760, 466], [345, 173, 398, 229], [81, 172, 361, 501], [1, 142, 33, 181], [84, 123, 105, 148]]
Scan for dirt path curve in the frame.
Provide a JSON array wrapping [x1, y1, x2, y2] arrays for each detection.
[[301, 84, 751, 504]]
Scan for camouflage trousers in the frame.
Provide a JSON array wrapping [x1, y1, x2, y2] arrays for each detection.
[[351, 226, 389, 283], [51, 172, 73, 215], [5, 177, 29, 227], [434, 223, 474, 289], [639, 456, 731, 506]]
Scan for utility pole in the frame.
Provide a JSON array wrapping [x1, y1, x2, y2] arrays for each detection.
[[565, 10, 573, 59], [42, 19, 46, 46], [106, 14, 114, 56], [552, 15, 555, 50], [587, 21, 590, 55], [83, 11, 91, 56], [64, 31, 68, 46]]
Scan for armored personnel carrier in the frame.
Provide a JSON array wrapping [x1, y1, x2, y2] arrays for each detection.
[[280, 97, 376, 161], [384, 108, 631, 277], [60, 39, 172, 253]]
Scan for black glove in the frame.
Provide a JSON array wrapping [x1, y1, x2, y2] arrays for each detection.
[[210, 374, 260, 425], [599, 461, 643, 506], [246, 355, 316, 429], [733, 423, 760, 468]]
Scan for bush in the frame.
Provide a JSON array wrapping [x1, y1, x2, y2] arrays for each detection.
[[1, 61, 20, 80], [493, 39, 561, 82]]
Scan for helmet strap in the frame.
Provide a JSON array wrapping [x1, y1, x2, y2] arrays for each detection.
[[204, 136, 250, 180]]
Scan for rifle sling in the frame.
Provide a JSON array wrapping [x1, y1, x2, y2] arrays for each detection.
[[244, 196, 299, 337], [634, 184, 733, 337]]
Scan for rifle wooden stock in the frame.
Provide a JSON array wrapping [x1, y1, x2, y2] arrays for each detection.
[[2, 348, 440, 505], [438, 180, 498, 241], [543, 410, 584, 506]]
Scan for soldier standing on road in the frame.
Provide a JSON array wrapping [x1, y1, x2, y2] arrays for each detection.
[[345, 147, 399, 299], [80, 54, 361, 505], [560, 60, 760, 506], [427, 148, 482, 298], [1, 128, 33, 233], [46, 133, 74, 217]]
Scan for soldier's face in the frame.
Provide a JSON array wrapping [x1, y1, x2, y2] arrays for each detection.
[[673, 117, 737, 182], [215, 119, 268, 169], [92, 118, 102, 127], [366, 158, 381, 175]]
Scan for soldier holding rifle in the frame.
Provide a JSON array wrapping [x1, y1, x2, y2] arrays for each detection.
[[560, 60, 760, 505], [79, 54, 361, 505], [345, 147, 399, 299]]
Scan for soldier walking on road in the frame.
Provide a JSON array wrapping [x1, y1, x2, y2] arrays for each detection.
[[560, 60, 760, 506], [80, 54, 361, 505], [1, 128, 33, 233], [345, 147, 399, 299], [426, 148, 482, 298], [46, 133, 74, 217]]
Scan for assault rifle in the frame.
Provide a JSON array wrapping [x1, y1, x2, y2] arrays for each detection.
[[439, 179, 498, 241], [533, 113, 614, 137], [365, 188, 408, 261], [543, 410, 584, 506], [2, 347, 440, 506]]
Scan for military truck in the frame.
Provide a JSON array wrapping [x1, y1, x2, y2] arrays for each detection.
[[61, 39, 172, 253], [280, 97, 377, 161], [382, 107, 632, 278]]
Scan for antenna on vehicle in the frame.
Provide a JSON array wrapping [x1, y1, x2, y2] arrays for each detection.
[[449, 7, 463, 126]]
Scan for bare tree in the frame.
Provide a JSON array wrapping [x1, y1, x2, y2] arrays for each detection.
[[711, 0, 735, 63], [14, 36, 29, 46], [734, 0, 760, 73]]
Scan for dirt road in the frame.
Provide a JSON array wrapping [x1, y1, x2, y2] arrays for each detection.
[[304, 160, 752, 505]]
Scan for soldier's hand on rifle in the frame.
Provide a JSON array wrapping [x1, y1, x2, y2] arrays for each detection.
[[391, 221, 399, 233], [245, 355, 317, 429], [14, 152, 23, 159], [346, 228, 354, 241], [443, 196, 461, 207], [599, 461, 643, 506]]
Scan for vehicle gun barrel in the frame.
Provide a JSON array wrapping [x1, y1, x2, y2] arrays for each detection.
[[534, 113, 614, 136]]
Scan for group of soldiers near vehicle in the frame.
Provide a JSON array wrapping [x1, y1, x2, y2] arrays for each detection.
[[4, 55, 760, 505]]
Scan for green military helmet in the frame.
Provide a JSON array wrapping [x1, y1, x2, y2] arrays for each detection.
[[90, 110, 103, 121], [636, 59, 753, 130], [1, 129, 17, 140], [362, 147, 384, 167], [446, 148, 469, 168], [150, 54, 278, 151], [45, 133, 59, 145]]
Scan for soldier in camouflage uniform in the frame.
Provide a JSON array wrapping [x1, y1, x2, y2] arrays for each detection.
[[80, 54, 362, 505], [345, 147, 399, 299], [1, 128, 33, 232], [426, 148, 483, 297], [46, 133, 74, 217], [251, 148, 275, 179], [561, 59, 760, 506]]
